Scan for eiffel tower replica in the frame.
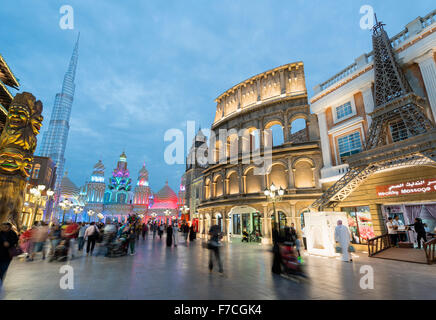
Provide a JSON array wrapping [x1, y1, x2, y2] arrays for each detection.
[[311, 15, 436, 210]]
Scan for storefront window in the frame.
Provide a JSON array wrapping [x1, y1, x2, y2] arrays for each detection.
[[341, 206, 375, 244], [233, 213, 241, 235], [252, 212, 262, 236]]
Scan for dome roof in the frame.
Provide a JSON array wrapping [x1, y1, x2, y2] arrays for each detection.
[[155, 181, 177, 201], [60, 172, 79, 197]]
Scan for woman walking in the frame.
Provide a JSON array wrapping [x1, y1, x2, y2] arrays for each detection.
[[166, 224, 173, 247]]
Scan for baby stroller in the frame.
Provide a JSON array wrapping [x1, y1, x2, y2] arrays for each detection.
[[106, 234, 128, 257], [50, 239, 70, 262], [279, 241, 307, 281]]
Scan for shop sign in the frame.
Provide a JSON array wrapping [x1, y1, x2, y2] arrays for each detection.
[[376, 179, 436, 197]]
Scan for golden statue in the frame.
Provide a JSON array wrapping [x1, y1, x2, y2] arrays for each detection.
[[0, 92, 43, 228]]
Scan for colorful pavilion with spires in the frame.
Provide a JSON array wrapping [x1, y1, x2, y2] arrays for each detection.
[[79, 151, 180, 223]]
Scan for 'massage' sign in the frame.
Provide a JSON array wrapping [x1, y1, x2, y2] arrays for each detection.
[[376, 179, 436, 197]]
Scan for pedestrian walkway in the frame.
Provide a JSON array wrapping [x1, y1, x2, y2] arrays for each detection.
[[1, 236, 435, 300]]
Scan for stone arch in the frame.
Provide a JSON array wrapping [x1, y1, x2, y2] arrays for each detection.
[[293, 157, 315, 188], [241, 127, 260, 153], [226, 170, 239, 195], [204, 177, 211, 199], [214, 174, 224, 197], [226, 131, 239, 159], [289, 113, 309, 143], [264, 119, 284, 147], [244, 166, 262, 194], [266, 162, 288, 190]]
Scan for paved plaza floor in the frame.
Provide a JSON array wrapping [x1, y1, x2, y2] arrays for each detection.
[[1, 235, 435, 300]]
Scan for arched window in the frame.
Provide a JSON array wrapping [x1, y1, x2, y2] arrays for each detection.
[[226, 133, 239, 159], [245, 167, 262, 194], [289, 117, 308, 143], [117, 192, 127, 204], [214, 175, 223, 197], [294, 159, 314, 188], [265, 121, 284, 147], [205, 179, 211, 199], [268, 163, 287, 189], [103, 192, 111, 203], [32, 164, 41, 179], [227, 171, 239, 195]]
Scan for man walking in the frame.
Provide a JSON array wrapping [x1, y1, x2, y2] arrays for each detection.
[[77, 223, 87, 251], [334, 220, 352, 262], [208, 224, 223, 274]]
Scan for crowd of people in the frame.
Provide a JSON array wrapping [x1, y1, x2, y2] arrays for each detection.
[[0, 218, 199, 286]]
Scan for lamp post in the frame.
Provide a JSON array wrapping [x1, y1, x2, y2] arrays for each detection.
[[164, 210, 171, 225], [46, 189, 55, 224], [29, 184, 47, 227], [73, 205, 84, 222], [264, 183, 285, 234], [87, 209, 95, 223], [59, 199, 73, 224]]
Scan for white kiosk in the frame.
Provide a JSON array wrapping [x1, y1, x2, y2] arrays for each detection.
[[303, 211, 349, 257]]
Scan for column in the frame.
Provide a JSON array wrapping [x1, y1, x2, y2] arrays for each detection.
[[262, 204, 270, 244], [242, 175, 247, 194], [212, 182, 216, 198], [223, 177, 227, 195], [416, 50, 436, 121], [316, 111, 332, 168], [361, 84, 375, 129], [287, 157, 295, 189]]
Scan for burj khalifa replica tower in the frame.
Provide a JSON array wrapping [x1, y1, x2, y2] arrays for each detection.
[[38, 34, 79, 191]]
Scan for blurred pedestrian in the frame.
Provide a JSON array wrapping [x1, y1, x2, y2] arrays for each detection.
[[335, 220, 352, 262], [77, 223, 87, 251], [158, 224, 164, 239], [48, 224, 62, 257], [128, 227, 136, 255], [152, 223, 157, 239], [173, 222, 178, 247], [84, 222, 99, 256], [208, 224, 223, 274], [0, 222, 19, 286], [166, 224, 173, 247], [189, 224, 196, 241], [64, 220, 80, 259], [271, 224, 282, 274], [182, 222, 189, 242], [30, 222, 49, 261]]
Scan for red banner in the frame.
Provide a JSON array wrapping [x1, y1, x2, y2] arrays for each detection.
[[376, 178, 436, 198]]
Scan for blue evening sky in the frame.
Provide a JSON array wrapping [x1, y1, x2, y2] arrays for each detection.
[[1, 0, 434, 193]]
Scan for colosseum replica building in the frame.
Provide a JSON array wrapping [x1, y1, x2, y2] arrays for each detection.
[[197, 62, 323, 244]]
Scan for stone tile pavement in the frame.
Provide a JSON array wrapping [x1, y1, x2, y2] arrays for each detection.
[[1, 235, 435, 300]]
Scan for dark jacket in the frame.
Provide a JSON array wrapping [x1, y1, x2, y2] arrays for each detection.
[[409, 221, 427, 234], [0, 230, 19, 262]]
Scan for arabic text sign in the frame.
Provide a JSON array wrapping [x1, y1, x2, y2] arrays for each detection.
[[376, 179, 436, 198]]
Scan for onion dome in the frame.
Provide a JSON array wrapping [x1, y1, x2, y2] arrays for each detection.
[[60, 171, 79, 198]]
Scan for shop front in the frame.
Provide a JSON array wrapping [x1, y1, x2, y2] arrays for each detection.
[[229, 206, 263, 243], [333, 166, 436, 248]]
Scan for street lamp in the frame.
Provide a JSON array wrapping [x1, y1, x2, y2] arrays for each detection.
[[29, 184, 47, 226], [59, 199, 73, 224], [73, 205, 84, 222], [164, 210, 171, 224], [264, 183, 285, 234], [87, 209, 95, 223]]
